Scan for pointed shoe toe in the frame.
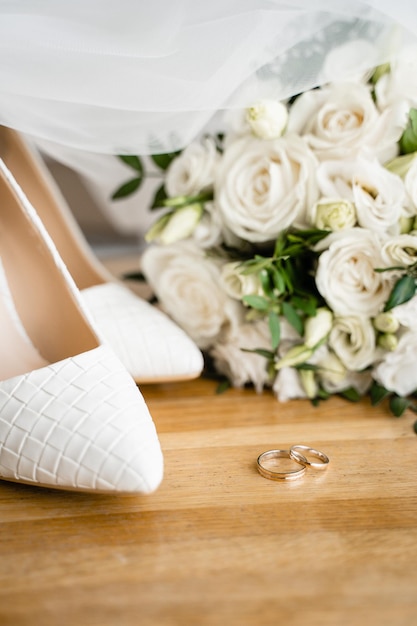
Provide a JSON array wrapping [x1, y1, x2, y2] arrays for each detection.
[[0, 159, 163, 494], [0, 346, 163, 494], [81, 283, 204, 384]]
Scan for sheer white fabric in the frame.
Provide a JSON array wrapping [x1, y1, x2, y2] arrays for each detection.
[[1, 0, 417, 154]]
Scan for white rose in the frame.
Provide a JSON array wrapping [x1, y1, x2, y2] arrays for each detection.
[[246, 99, 288, 140], [373, 330, 417, 396], [220, 262, 263, 301], [309, 197, 356, 231], [329, 315, 377, 370], [374, 47, 417, 111], [315, 349, 372, 394], [381, 233, 417, 267], [272, 367, 307, 403], [287, 82, 399, 162], [315, 228, 394, 317], [166, 137, 220, 197], [215, 134, 319, 243], [141, 241, 243, 349], [210, 320, 272, 393], [317, 158, 405, 235]]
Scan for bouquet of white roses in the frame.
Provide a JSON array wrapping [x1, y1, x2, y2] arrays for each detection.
[[115, 59, 417, 419]]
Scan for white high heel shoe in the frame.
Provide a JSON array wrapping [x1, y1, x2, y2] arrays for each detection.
[[0, 126, 203, 384], [0, 159, 163, 493]]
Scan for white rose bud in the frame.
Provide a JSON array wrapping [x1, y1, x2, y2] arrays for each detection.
[[275, 344, 313, 370], [246, 99, 288, 140], [378, 333, 399, 351], [317, 352, 347, 387], [146, 203, 203, 245], [304, 308, 333, 348], [299, 369, 318, 399], [220, 262, 263, 300], [311, 198, 356, 231], [373, 312, 400, 334]]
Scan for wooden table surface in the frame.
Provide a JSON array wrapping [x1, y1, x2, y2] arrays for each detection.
[[0, 376, 416, 626]]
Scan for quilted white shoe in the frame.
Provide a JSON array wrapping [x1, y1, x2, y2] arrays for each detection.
[[0, 159, 163, 493], [0, 126, 203, 383]]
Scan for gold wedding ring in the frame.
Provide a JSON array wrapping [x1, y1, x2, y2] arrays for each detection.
[[256, 449, 306, 481], [289, 444, 329, 471]]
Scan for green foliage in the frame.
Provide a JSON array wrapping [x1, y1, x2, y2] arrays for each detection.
[[151, 151, 181, 170], [399, 108, 417, 154], [111, 177, 142, 200], [112, 155, 145, 199], [384, 275, 417, 311]]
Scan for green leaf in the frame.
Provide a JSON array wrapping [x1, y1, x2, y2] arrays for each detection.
[[259, 269, 274, 298], [242, 294, 270, 311], [122, 271, 145, 282], [111, 177, 142, 200], [241, 348, 276, 360], [399, 108, 417, 154], [282, 301, 303, 335], [118, 155, 144, 172], [150, 183, 168, 209], [370, 382, 391, 406], [268, 311, 281, 350], [291, 295, 317, 317], [339, 387, 362, 402], [384, 275, 416, 311], [271, 266, 286, 293], [216, 379, 231, 395], [389, 395, 409, 417], [151, 151, 180, 170]]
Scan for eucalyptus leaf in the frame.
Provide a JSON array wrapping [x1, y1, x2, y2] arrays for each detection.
[[282, 301, 303, 335], [111, 177, 142, 200], [268, 311, 281, 350], [118, 155, 144, 172], [384, 274, 416, 311]]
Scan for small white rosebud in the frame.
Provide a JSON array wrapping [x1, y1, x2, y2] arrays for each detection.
[[304, 308, 333, 349], [246, 99, 288, 140], [312, 198, 356, 231], [317, 352, 347, 387], [275, 344, 313, 370], [299, 369, 318, 399], [373, 312, 400, 334], [378, 333, 398, 351], [152, 203, 203, 245]]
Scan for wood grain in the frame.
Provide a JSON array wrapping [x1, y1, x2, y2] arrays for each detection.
[[0, 377, 416, 626]]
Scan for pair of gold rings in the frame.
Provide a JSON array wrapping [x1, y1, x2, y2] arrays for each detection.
[[256, 445, 329, 481]]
